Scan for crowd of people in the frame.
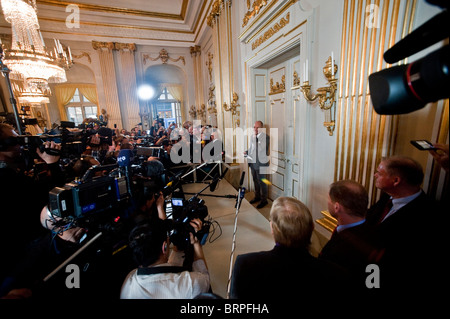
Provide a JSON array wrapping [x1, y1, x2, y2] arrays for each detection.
[[0, 116, 448, 301], [71, 118, 223, 173]]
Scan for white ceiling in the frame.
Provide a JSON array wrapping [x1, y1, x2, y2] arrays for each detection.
[[0, 0, 210, 47]]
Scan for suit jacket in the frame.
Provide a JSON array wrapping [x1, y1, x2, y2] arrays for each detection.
[[246, 132, 270, 168], [319, 222, 378, 288], [365, 191, 444, 291], [229, 245, 351, 300]]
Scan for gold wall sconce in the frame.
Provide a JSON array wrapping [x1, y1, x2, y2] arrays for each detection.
[[223, 92, 241, 127], [301, 56, 338, 136]]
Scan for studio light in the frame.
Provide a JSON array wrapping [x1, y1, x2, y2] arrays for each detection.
[[137, 84, 155, 100]]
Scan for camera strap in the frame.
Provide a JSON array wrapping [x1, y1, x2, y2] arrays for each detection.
[[137, 266, 186, 276]]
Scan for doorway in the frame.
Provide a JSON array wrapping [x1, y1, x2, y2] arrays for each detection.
[[250, 45, 303, 201]]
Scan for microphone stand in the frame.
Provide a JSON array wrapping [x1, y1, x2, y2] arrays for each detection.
[[185, 185, 237, 200], [185, 168, 235, 200], [180, 162, 208, 182], [183, 192, 236, 199], [42, 232, 103, 283], [226, 172, 245, 298]]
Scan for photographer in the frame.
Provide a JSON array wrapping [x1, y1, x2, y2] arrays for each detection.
[[0, 123, 64, 296], [120, 215, 210, 299]]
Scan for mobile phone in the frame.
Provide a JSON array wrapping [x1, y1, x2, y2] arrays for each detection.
[[410, 140, 436, 151]]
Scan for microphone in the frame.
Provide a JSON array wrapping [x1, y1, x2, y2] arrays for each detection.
[[210, 168, 229, 192], [117, 149, 133, 196], [162, 170, 184, 196], [239, 171, 245, 187], [383, 10, 449, 63], [166, 170, 184, 187], [235, 187, 245, 209], [233, 171, 246, 208], [117, 149, 133, 167]]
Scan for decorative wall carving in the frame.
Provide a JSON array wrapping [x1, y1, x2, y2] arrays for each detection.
[[190, 45, 201, 57], [269, 75, 285, 95], [293, 70, 300, 87], [143, 48, 185, 65], [92, 41, 115, 51], [207, 0, 227, 27], [242, 0, 270, 27], [189, 105, 197, 119], [115, 42, 136, 52], [197, 104, 207, 123], [251, 12, 290, 50], [206, 52, 214, 82], [72, 51, 92, 63]]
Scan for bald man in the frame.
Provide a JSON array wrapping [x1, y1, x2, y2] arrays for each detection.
[[244, 121, 270, 209]]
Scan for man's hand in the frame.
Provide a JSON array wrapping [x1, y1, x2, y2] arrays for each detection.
[[36, 141, 61, 164], [189, 219, 203, 244], [429, 143, 449, 172], [156, 192, 166, 220], [189, 218, 207, 265]]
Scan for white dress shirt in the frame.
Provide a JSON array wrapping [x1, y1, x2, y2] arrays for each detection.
[[120, 260, 210, 299], [381, 190, 422, 222]]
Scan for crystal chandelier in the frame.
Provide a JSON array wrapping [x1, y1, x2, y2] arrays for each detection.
[[12, 76, 51, 105], [1, 0, 73, 103]]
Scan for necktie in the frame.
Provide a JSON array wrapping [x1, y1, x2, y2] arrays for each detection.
[[378, 198, 393, 224], [255, 136, 259, 163]]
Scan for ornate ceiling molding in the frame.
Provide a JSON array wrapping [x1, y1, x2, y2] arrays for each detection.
[[37, 0, 188, 20]]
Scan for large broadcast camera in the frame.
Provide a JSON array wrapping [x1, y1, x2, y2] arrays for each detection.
[[166, 193, 210, 251], [368, 0, 449, 114], [48, 164, 130, 220]]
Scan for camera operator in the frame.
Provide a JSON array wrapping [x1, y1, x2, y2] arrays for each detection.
[[0, 123, 64, 296], [120, 215, 210, 299], [84, 127, 114, 165], [156, 139, 176, 170], [130, 184, 166, 226]]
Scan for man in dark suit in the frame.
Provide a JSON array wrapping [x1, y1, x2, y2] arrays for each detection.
[[244, 121, 270, 208], [365, 155, 443, 293], [229, 197, 351, 300], [319, 180, 378, 288]]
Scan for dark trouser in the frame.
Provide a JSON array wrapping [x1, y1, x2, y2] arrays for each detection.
[[249, 163, 268, 201]]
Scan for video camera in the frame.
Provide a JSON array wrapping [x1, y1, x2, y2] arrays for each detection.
[[48, 164, 130, 220], [368, 0, 449, 115], [0, 134, 61, 157], [166, 194, 210, 250]]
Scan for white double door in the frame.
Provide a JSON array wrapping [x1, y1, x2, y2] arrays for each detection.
[[251, 55, 306, 202]]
